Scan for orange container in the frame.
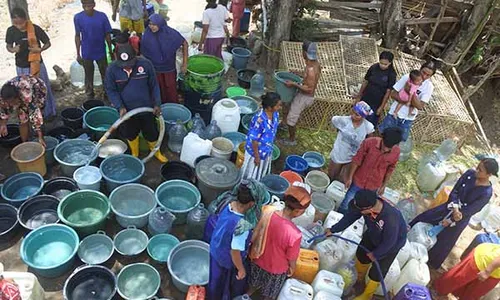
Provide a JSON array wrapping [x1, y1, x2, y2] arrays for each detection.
[[186, 285, 205, 300], [292, 248, 320, 283], [280, 170, 304, 185], [236, 142, 245, 168], [431, 186, 452, 209]]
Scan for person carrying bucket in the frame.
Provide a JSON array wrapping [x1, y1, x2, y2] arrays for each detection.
[[104, 43, 168, 162], [326, 190, 407, 300]]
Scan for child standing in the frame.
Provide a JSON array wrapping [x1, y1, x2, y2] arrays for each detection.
[[392, 69, 423, 118]]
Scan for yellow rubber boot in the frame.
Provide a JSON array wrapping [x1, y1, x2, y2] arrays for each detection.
[[355, 258, 371, 282], [148, 141, 168, 163], [127, 137, 140, 157], [354, 279, 380, 300]]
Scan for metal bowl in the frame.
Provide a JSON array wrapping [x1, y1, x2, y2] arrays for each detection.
[[99, 139, 128, 159]]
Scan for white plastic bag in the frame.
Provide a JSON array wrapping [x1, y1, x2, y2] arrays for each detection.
[[408, 223, 437, 250]]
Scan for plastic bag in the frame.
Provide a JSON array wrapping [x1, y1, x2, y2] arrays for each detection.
[[408, 242, 429, 264], [408, 223, 437, 250], [397, 197, 417, 224]]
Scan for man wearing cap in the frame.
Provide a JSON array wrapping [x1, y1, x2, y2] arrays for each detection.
[[104, 43, 168, 162], [327, 190, 407, 300], [280, 41, 321, 146], [338, 127, 402, 214]]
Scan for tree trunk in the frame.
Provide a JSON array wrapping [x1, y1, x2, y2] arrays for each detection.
[[264, 0, 297, 70], [8, 0, 29, 19], [440, 0, 497, 69], [380, 0, 403, 49]]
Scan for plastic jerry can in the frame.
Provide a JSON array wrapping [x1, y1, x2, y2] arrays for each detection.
[[313, 290, 341, 300], [382, 187, 401, 205], [345, 217, 364, 238], [367, 259, 400, 296], [311, 270, 344, 297], [396, 240, 411, 269], [297, 226, 315, 249], [408, 242, 429, 264], [325, 181, 345, 210], [391, 259, 430, 296], [313, 240, 343, 272], [338, 228, 362, 263], [416, 162, 446, 192], [293, 204, 316, 228], [407, 222, 437, 250], [393, 283, 431, 300], [323, 210, 344, 229], [0, 270, 44, 300], [277, 279, 314, 300], [292, 249, 320, 284]]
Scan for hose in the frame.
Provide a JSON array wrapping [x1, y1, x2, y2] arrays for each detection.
[[96, 107, 166, 164], [307, 234, 390, 300]]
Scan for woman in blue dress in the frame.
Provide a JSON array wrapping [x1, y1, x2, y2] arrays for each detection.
[[409, 158, 498, 269]]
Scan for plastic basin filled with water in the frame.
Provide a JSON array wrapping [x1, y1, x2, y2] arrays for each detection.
[[231, 95, 259, 115], [54, 139, 99, 177], [168, 240, 210, 293], [155, 180, 201, 225], [20, 224, 79, 278], [260, 174, 290, 200], [160, 103, 192, 130], [100, 154, 145, 192], [78, 231, 114, 265], [113, 226, 149, 256], [1, 172, 44, 207], [73, 166, 101, 191], [147, 234, 180, 263], [303, 151, 326, 169], [58, 190, 110, 236], [117, 263, 160, 300], [83, 107, 119, 133], [109, 184, 156, 228]]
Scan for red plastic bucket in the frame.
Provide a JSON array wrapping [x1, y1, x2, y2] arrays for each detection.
[[280, 170, 303, 185]]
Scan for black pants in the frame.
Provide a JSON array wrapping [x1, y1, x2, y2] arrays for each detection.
[[119, 112, 159, 141], [356, 236, 399, 282], [82, 57, 107, 99]]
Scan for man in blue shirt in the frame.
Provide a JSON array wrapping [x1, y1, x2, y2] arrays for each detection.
[[105, 43, 167, 163], [327, 189, 407, 300], [74, 0, 113, 100]]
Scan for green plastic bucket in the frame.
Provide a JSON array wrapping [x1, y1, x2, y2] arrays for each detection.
[[58, 190, 110, 236], [83, 107, 120, 140], [274, 71, 303, 103], [185, 55, 225, 94], [226, 86, 247, 98], [272, 144, 280, 161]]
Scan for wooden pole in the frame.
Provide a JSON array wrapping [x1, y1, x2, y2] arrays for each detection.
[[420, 0, 448, 56], [463, 56, 500, 100], [264, 0, 297, 69]]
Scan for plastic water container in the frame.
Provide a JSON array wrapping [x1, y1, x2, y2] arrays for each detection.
[[338, 228, 362, 263], [393, 283, 431, 300], [408, 242, 429, 264], [70, 61, 101, 88], [399, 136, 413, 161], [345, 217, 365, 238], [311, 192, 335, 222], [397, 197, 417, 224], [191, 113, 206, 129], [191, 123, 207, 139], [293, 204, 316, 228], [368, 259, 400, 296], [481, 205, 500, 233], [73, 166, 101, 191], [313, 290, 341, 300], [396, 240, 411, 268], [277, 279, 314, 300], [168, 120, 188, 153], [382, 187, 401, 205], [311, 270, 344, 297], [231, 47, 252, 70], [180, 132, 213, 167], [325, 181, 346, 210], [204, 120, 223, 140], [335, 261, 356, 296], [323, 210, 344, 229], [298, 226, 316, 249], [0, 269, 45, 300], [392, 259, 430, 296], [186, 203, 209, 240], [148, 206, 176, 236], [293, 249, 320, 284], [305, 171, 331, 193], [212, 99, 241, 134], [249, 71, 265, 98], [408, 222, 437, 250], [435, 138, 457, 161], [313, 240, 343, 271], [417, 162, 447, 192]]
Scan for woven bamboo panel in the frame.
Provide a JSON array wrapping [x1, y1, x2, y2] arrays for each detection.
[[411, 114, 474, 144], [280, 42, 305, 72], [297, 98, 353, 130], [280, 42, 347, 72], [428, 72, 473, 122], [345, 64, 369, 95], [316, 69, 349, 100], [340, 35, 379, 67]]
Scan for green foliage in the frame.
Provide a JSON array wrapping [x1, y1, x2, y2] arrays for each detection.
[[291, 17, 321, 41], [472, 46, 485, 63]]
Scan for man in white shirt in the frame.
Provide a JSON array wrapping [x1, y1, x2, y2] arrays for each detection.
[[378, 61, 437, 141]]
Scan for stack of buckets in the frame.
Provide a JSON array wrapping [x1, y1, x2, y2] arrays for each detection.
[[183, 55, 225, 124]]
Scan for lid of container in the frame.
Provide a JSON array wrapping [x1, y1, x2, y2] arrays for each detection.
[[196, 157, 240, 188]]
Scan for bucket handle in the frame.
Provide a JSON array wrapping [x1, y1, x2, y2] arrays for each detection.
[[127, 225, 137, 230], [97, 230, 107, 235]]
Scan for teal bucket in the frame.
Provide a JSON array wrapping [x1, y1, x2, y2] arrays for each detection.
[[231, 47, 252, 70], [117, 263, 161, 300], [240, 113, 255, 134], [155, 180, 201, 225], [185, 55, 225, 94], [231, 95, 259, 115], [100, 154, 145, 192], [147, 234, 180, 263], [20, 224, 79, 278], [44, 136, 59, 165], [274, 71, 303, 103], [160, 103, 192, 131], [83, 107, 120, 140]]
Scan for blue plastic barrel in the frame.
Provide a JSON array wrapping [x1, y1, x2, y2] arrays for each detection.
[[260, 175, 290, 200], [240, 9, 251, 33], [232, 47, 252, 70], [284, 155, 309, 175]]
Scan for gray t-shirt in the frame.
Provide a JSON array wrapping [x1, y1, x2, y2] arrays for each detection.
[[120, 0, 144, 21], [330, 116, 374, 164]]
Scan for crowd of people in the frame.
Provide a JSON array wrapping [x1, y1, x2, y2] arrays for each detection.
[[0, 0, 499, 299]]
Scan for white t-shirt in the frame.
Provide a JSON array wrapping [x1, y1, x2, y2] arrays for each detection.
[[330, 116, 374, 164], [202, 4, 230, 39], [388, 74, 434, 121]]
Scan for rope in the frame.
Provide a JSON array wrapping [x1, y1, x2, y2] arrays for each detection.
[[307, 233, 390, 300], [262, 42, 281, 52]]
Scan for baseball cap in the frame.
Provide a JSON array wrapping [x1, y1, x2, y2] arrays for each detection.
[[302, 41, 318, 61], [116, 43, 137, 67], [350, 190, 378, 211]]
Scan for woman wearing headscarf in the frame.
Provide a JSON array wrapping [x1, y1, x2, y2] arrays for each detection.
[[198, 0, 230, 58], [240, 92, 281, 181], [409, 158, 498, 269], [249, 182, 312, 300], [141, 13, 188, 104], [354, 51, 397, 127], [328, 101, 374, 182]]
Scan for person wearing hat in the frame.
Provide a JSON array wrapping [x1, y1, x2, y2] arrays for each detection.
[[248, 182, 312, 300], [112, 0, 147, 36], [338, 126, 402, 214], [328, 101, 375, 182], [327, 190, 407, 300], [104, 43, 167, 162], [409, 158, 498, 270], [280, 40, 321, 146], [0, 263, 21, 300]]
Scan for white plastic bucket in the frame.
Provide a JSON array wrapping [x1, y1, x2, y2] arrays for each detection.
[[73, 166, 102, 191]]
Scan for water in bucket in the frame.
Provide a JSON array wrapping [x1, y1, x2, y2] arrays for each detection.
[[74, 166, 101, 184], [12, 186, 40, 200], [67, 208, 104, 225], [62, 144, 96, 165], [172, 247, 210, 284], [33, 241, 73, 267], [103, 159, 138, 181]]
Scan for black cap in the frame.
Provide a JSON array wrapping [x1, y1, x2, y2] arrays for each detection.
[[116, 43, 137, 67], [350, 190, 378, 211], [482, 158, 499, 177]]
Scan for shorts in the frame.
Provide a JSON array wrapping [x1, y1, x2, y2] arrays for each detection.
[[119, 16, 145, 34], [119, 112, 159, 141], [286, 93, 314, 126]]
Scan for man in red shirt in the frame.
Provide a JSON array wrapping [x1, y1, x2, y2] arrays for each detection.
[[338, 127, 402, 213]]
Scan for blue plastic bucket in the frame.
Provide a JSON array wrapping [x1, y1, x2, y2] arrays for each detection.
[[231, 95, 259, 115], [83, 107, 119, 139], [232, 47, 252, 70], [100, 154, 145, 192], [285, 155, 309, 175], [147, 234, 180, 263], [222, 132, 247, 152], [44, 136, 59, 165], [1, 172, 44, 207], [160, 103, 192, 131], [260, 174, 290, 200], [303, 151, 326, 170], [155, 180, 201, 225], [77, 231, 114, 265], [20, 224, 79, 278], [274, 71, 303, 103], [53, 139, 99, 177]]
